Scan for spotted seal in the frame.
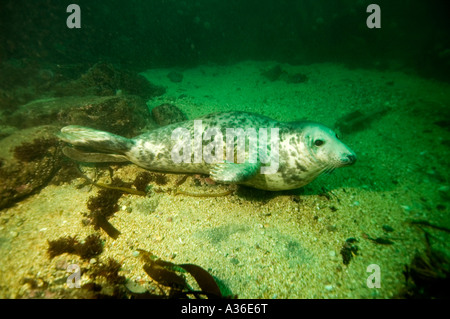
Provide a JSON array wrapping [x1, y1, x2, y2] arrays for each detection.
[[58, 111, 356, 191]]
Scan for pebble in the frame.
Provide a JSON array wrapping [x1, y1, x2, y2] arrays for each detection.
[[90, 258, 97, 264], [132, 251, 140, 258], [125, 280, 147, 294], [325, 285, 333, 291], [229, 258, 239, 265], [55, 259, 69, 270], [401, 205, 411, 212]]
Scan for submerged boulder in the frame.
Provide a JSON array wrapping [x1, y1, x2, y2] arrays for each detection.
[[151, 103, 187, 126], [53, 62, 166, 100], [0, 125, 62, 209], [7, 95, 155, 137]]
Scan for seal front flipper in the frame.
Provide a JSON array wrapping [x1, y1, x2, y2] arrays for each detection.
[[210, 161, 260, 183]]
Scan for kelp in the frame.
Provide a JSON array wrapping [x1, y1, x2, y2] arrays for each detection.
[[76, 165, 146, 196], [47, 234, 103, 260], [134, 249, 224, 299], [397, 233, 450, 298]]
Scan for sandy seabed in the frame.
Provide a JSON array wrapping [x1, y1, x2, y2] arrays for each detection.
[[0, 61, 449, 298]]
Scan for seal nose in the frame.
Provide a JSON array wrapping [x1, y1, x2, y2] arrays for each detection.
[[346, 154, 357, 164]]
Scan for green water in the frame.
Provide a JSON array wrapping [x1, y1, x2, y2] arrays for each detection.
[[0, 0, 449, 301]]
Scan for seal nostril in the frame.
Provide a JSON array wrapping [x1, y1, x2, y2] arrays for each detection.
[[347, 154, 356, 163]]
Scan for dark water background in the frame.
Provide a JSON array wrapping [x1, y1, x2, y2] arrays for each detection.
[[1, 0, 449, 81], [0, 0, 450, 300]]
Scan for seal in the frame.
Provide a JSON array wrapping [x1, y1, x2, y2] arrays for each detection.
[[58, 111, 356, 191]]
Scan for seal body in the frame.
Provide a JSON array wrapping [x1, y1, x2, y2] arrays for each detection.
[[59, 111, 356, 191]]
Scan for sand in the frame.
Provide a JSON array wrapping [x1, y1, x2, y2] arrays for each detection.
[[0, 61, 449, 298]]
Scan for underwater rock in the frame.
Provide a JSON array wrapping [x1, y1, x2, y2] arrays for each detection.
[[261, 65, 285, 81], [286, 72, 308, 83], [0, 125, 62, 209], [261, 65, 308, 84], [0, 59, 60, 111], [334, 106, 391, 135], [8, 95, 153, 137], [167, 71, 184, 83], [0, 60, 165, 117], [151, 103, 187, 126], [54, 62, 166, 99], [0, 88, 34, 112], [0, 125, 18, 140]]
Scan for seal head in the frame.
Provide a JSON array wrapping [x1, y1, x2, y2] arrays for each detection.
[[238, 120, 356, 190], [296, 121, 356, 170]]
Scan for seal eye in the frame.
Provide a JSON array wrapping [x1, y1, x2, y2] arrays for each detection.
[[314, 139, 324, 146]]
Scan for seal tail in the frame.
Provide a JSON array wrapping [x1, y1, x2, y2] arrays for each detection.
[[58, 125, 135, 163]]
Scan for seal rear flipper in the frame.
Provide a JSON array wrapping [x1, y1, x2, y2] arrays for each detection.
[[210, 161, 260, 183], [63, 147, 129, 163], [58, 125, 134, 154]]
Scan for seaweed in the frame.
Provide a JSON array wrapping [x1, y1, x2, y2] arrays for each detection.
[[76, 234, 104, 259], [47, 235, 77, 258], [153, 173, 168, 186], [175, 175, 189, 187], [340, 237, 359, 265], [13, 137, 58, 162], [178, 263, 222, 298], [91, 214, 121, 240], [47, 234, 103, 260], [89, 258, 125, 284], [133, 171, 153, 192], [143, 262, 189, 290], [77, 165, 146, 196], [408, 220, 450, 234], [382, 225, 395, 232], [94, 182, 146, 196], [87, 187, 123, 218], [397, 233, 450, 299], [84, 177, 135, 239], [136, 249, 224, 299], [367, 237, 394, 245]]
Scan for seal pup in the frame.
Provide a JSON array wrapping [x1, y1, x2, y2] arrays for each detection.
[[58, 111, 356, 191]]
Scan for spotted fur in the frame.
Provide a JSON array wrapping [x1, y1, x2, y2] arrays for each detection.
[[59, 111, 356, 191]]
